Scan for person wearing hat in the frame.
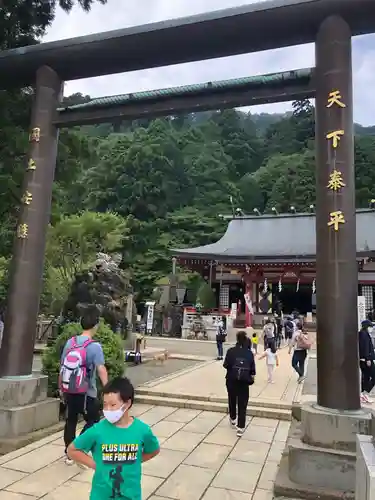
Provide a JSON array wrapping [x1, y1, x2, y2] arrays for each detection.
[[359, 319, 375, 404]]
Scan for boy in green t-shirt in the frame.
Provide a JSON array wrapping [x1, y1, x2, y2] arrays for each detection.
[[67, 377, 160, 500]]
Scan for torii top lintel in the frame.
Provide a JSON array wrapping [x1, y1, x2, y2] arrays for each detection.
[[0, 0, 374, 87]]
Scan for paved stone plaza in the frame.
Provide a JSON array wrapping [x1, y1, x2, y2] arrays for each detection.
[[0, 346, 299, 499], [0, 404, 289, 499]]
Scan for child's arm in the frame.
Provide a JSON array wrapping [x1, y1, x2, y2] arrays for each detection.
[[142, 449, 160, 462], [67, 424, 97, 468], [142, 426, 160, 462], [258, 352, 266, 360], [276, 354, 279, 367], [68, 443, 96, 469]]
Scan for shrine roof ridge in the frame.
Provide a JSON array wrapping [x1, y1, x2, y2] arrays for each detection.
[[0, 0, 374, 87], [221, 208, 374, 220], [172, 209, 375, 260], [57, 68, 313, 113]]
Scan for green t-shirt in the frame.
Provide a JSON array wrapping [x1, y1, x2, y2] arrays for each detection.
[[73, 418, 159, 500]]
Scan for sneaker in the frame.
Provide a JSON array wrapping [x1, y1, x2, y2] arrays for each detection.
[[236, 427, 245, 437], [65, 457, 74, 466], [229, 418, 237, 428], [361, 393, 369, 404], [363, 392, 374, 403]]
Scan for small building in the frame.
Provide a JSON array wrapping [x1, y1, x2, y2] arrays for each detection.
[[172, 209, 375, 326]]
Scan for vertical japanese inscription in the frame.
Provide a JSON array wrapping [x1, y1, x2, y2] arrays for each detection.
[[326, 90, 346, 231], [17, 128, 40, 239]]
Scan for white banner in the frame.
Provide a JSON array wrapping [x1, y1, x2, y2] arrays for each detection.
[[146, 301, 155, 333], [357, 296, 366, 330], [230, 303, 238, 319], [244, 293, 254, 315]]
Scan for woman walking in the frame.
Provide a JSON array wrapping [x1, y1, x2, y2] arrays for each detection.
[[289, 320, 311, 383], [216, 316, 226, 360], [223, 331, 256, 436], [359, 319, 375, 404]]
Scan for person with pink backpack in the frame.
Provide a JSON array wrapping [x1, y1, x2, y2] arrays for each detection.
[[60, 305, 108, 465]]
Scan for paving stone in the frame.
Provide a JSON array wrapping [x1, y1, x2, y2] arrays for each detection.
[[42, 479, 91, 499], [0, 493, 38, 499], [2, 444, 64, 473], [142, 475, 164, 499], [267, 441, 285, 462], [0, 431, 62, 466], [0, 468, 27, 490], [6, 460, 80, 497], [257, 461, 279, 490], [184, 443, 231, 470], [183, 413, 222, 434], [162, 430, 205, 453], [0, 430, 65, 466], [229, 440, 270, 464], [131, 403, 154, 416], [212, 459, 262, 493], [242, 425, 275, 444], [148, 497, 174, 500], [201, 487, 252, 499], [156, 464, 215, 500], [204, 426, 239, 446], [72, 468, 94, 483], [142, 448, 188, 478], [140, 406, 177, 426], [166, 409, 201, 423], [252, 488, 274, 500], [251, 417, 279, 429], [151, 420, 185, 439], [274, 422, 290, 442]]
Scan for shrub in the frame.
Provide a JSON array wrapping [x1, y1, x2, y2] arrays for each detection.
[[41, 319, 124, 397], [196, 282, 216, 310]]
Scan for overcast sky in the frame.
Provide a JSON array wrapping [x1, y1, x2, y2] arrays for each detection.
[[45, 0, 375, 125]]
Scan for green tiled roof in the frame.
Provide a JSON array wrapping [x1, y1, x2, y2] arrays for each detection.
[[58, 68, 313, 112]]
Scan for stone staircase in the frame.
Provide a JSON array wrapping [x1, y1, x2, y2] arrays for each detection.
[[135, 388, 292, 421]]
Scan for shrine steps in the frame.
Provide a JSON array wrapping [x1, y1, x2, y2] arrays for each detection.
[[134, 390, 292, 421]]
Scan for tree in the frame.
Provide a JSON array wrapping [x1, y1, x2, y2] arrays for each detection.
[[42, 211, 129, 314], [252, 150, 316, 212], [354, 135, 375, 207], [1, 0, 107, 49]]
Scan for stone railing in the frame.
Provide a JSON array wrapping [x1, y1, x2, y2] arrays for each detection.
[[355, 414, 375, 500]]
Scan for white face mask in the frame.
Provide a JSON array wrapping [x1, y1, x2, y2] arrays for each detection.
[[103, 405, 125, 424], [368, 326, 374, 335]]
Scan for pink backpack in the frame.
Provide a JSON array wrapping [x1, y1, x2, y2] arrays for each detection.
[[60, 337, 94, 394]]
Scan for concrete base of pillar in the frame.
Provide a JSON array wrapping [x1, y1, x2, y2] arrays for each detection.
[[0, 374, 60, 454], [356, 431, 375, 500], [274, 403, 373, 500]]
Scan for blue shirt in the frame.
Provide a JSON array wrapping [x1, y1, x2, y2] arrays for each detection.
[[73, 418, 159, 500], [61, 335, 105, 398]]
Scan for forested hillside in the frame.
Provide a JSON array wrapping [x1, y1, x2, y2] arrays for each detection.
[[1, 1, 375, 307]]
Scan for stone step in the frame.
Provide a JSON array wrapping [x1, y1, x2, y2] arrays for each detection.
[[136, 387, 292, 411], [134, 394, 292, 421]]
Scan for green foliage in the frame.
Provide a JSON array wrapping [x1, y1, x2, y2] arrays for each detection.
[[1, 8, 375, 309], [0, 257, 9, 301], [196, 282, 217, 310], [41, 319, 124, 396], [40, 211, 129, 315]]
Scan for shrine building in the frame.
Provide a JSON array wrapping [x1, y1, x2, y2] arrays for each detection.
[[172, 209, 375, 326]]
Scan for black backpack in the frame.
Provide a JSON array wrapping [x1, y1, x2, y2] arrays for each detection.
[[285, 320, 294, 336], [232, 356, 254, 385]]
